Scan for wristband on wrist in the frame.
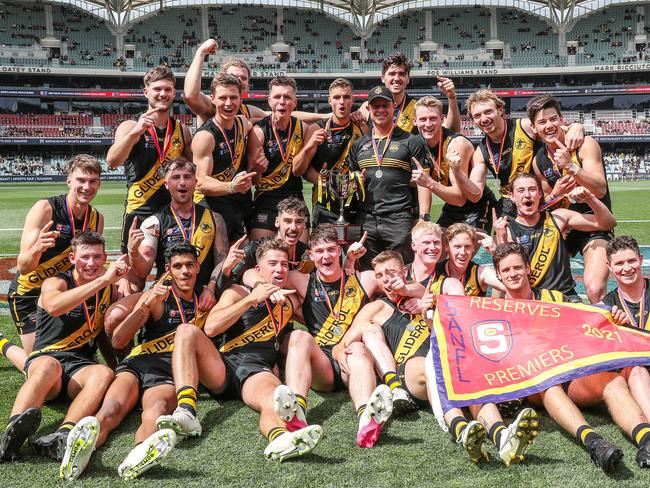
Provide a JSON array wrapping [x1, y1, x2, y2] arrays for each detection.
[[568, 163, 580, 176]]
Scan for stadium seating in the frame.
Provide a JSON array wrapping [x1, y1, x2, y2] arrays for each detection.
[[0, 2, 645, 71]]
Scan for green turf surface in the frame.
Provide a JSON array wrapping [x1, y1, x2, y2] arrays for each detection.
[[0, 180, 648, 254], [0, 316, 648, 487], [0, 181, 650, 486]]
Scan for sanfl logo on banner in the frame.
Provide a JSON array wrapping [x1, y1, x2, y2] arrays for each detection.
[[470, 320, 512, 362]]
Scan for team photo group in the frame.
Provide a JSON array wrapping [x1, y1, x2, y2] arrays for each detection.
[[2, 41, 649, 481]]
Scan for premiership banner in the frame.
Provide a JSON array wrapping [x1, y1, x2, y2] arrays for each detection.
[[430, 295, 650, 409]]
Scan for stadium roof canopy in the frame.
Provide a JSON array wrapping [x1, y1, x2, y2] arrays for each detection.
[[51, 0, 646, 35]]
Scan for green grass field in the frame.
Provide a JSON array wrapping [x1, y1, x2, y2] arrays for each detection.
[[0, 181, 649, 487]]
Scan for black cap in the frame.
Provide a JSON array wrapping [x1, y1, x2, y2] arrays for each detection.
[[367, 85, 393, 105]]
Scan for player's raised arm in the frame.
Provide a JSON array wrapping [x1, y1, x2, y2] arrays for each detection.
[[16, 200, 55, 275], [184, 39, 218, 123]]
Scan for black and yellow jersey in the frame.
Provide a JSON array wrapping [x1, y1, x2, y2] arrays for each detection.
[[150, 204, 217, 291], [217, 292, 293, 354], [302, 272, 368, 348], [603, 279, 650, 331], [368, 93, 418, 134], [239, 103, 250, 119], [421, 128, 495, 223], [310, 118, 364, 212], [534, 145, 612, 213], [254, 115, 304, 200], [533, 287, 565, 303], [230, 236, 313, 283], [127, 291, 205, 357], [381, 297, 430, 366], [435, 260, 486, 297], [477, 118, 540, 198], [194, 116, 251, 211], [9, 195, 101, 298], [124, 116, 186, 214], [349, 126, 426, 215], [32, 271, 112, 356], [508, 211, 576, 295]]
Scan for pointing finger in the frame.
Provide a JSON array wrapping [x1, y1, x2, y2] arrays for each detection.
[[41, 220, 54, 233], [234, 234, 248, 249], [411, 157, 424, 170], [130, 216, 139, 231], [359, 231, 368, 245]]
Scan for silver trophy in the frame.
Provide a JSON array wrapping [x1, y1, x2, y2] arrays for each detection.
[[326, 170, 361, 244]]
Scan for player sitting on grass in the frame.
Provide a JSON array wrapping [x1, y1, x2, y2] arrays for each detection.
[[495, 242, 650, 471], [59, 242, 206, 480], [156, 239, 322, 461], [345, 249, 539, 466], [0, 232, 124, 463]]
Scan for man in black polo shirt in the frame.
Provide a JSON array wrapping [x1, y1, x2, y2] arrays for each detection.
[[349, 86, 427, 269]]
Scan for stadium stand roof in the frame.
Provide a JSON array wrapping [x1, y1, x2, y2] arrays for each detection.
[[45, 0, 650, 35]]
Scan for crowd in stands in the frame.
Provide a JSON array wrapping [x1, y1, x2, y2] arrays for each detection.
[[0, 154, 43, 175], [1, 2, 649, 72], [604, 151, 650, 180]]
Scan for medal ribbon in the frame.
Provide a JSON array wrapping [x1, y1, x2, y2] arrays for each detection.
[[148, 118, 173, 163], [325, 117, 351, 134], [371, 124, 397, 172], [485, 126, 507, 175], [65, 194, 89, 237], [170, 204, 196, 243], [264, 299, 283, 349], [318, 274, 346, 320], [72, 275, 99, 332], [618, 283, 647, 329], [393, 96, 407, 124], [171, 285, 198, 324], [214, 118, 238, 175], [271, 116, 293, 163], [426, 130, 443, 180]]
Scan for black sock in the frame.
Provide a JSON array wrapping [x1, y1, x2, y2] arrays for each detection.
[[577, 425, 602, 447], [57, 421, 75, 434], [177, 386, 197, 416], [489, 421, 506, 446], [632, 423, 650, 447], [0, 333, 16, 358], [449, 416, 468, 442], [382, 371, 403, 391]]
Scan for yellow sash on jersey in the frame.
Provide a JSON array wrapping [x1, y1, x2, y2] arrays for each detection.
[[528, 212, 560, 287], [31, 285, 112, 354], [396, 98, 416, 133], [498, 119, 535, 197], [240, 103, 250, 119], [255, 121, 303, 196], [219, 300, 293, 353], [192, 208, 216, 266], [393, 314, 429, 366], [127, 313, 206, 357], [315, 124, 364, 207], [427, 275, 445, 295], [194, 117, 247, 205], [127, 121, 184, 213], [16, 209, 100, 295], [464, 264, 482, 297], [539, 289, 564, 302], [314, 274, 365, 347]]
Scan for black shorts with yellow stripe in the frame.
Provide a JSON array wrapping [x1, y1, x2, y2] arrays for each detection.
[[210, 348, 278, 400], [25, 349, 98, 393], [566, 228, 614, 257], [116, 352, 174, 391], [7, 291, 38, 335], [318, 345, 346, 392]]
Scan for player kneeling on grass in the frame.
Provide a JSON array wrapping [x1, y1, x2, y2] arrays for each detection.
[[341, 250, 539, 466], [156, 239, 322, 461], [0, 232, 124, 463], [59, 242, 205, 480]]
